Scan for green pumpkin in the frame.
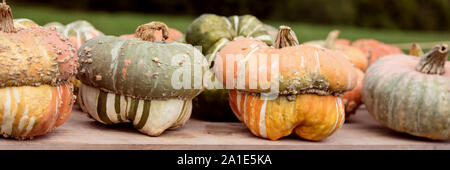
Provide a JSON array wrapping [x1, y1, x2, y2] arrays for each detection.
[[186, 14, 275, 121], [362, 44, 450, 140], [77, 22, 207, 136]]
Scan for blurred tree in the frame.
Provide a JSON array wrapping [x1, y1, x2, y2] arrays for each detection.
[[10, 0, 450, 31]]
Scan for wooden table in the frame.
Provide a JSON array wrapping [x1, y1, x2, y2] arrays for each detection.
[[0, 105, 448, 150]]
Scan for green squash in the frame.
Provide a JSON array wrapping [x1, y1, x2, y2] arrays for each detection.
[[186, 14, 275, 121], [362, 44, 450, 140], [77, 22, 207, 136]]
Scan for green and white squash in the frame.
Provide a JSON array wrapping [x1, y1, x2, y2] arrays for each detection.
[[77, 22, 207, 136], [362, 44, 450, 140], [185, 14, 275, 121]]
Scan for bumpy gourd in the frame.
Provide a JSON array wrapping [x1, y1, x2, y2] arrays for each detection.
[[306, 30, 368, 117], [44, 20, 103, 106], [0, 1, 77, 139], [186, 14, 275, 121], [362, 44, 450, 140], [215, 26, 357, 141], [77, 22, 207, 136]]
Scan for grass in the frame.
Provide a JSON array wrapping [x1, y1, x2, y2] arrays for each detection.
[[10, 4, 450, 51]]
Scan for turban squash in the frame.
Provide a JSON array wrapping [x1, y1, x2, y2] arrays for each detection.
[[0, 1, 77, 139], [77, 22, 207, 136], [362, 44, 450, 140], [306, 30, 367, 117], [185, 14, 275, 121], [214, 26, 357, 141]]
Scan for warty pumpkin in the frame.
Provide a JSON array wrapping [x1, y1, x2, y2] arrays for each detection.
[[185, 14, 275, 121], [0, 1, 77, 139], [362, 44, 450, 140], [44, 20, 103, 107], [77, 22, 207, 136], [306, 30, 367, 117], [214, 26, 357, 141]]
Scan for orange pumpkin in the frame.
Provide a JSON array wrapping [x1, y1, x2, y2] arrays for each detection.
[[214, 26, 357, 141], [0, 1, 77, 139], [120, 23, 183, 42], [306, 30, 368, 72], [306, 30, 368, 116], [341, 68, 364, 117], [352, 39, 404, 65]]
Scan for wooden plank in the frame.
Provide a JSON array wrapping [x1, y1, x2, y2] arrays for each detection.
[[0, 105, 448, 150]]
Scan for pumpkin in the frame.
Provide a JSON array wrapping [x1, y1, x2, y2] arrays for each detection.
[[0, 1, 77, 139], [77, 22, 207, 136], [362, 44, 450, 140], [306, 30, 368, 72], [352, 39, 403, 65], [13, 18, 38, 28], [120, 24, 183, 42], [62, 20, 103, 49], [44, 22, 65, 33], [44, 20, 103, 108], [306, 30, 367, 117], [214, 26, 357, 141], [185, 14, 274, 121]]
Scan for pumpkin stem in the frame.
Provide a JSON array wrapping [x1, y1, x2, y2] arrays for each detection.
[[0, 0, 15, 33], [135, 21, 169, 42], [274, 26, 299, 49], [415, 44, 448, 75], [409, 43, 424, 57], [324, 30, 340, 49]]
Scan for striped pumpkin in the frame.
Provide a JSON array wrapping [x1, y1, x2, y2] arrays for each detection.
[[63, 20, 103, 49], [79, 84, 192, 136], [362, 44, 450, 140], [229, 90, 345, 141], [0, 1, 77, 139], [0, 83, 74, 139], [77, 22, 206, 136], [186, 14, 276, 121], [215, 26, 357, 141]]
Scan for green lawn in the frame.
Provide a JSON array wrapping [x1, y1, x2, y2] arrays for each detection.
[[11, 4, 450, 51]]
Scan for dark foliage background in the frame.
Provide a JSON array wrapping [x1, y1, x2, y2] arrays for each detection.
[[13, 0, 450, 31]]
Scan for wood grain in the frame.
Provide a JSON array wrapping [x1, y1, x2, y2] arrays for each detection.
[[0, 105, 448, 150]]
